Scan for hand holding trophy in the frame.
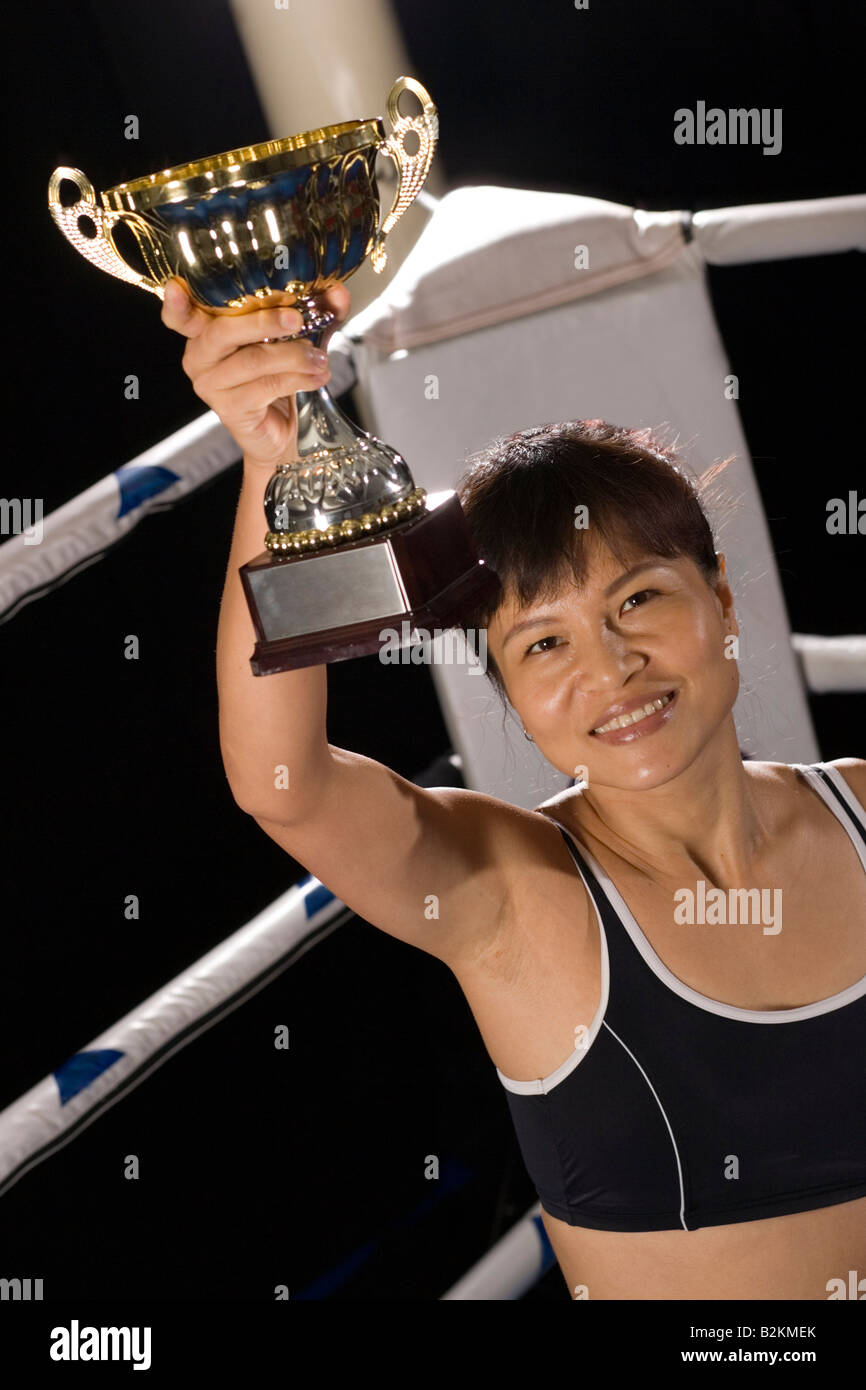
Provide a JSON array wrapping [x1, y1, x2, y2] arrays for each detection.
[[48, 77, 498, 673], [158, 276, 350, 478]]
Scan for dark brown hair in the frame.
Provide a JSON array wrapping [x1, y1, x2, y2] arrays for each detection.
[[455, 419, 734, 700]]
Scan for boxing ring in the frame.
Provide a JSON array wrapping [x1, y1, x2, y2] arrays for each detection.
[[2, 185, 864, 1299]]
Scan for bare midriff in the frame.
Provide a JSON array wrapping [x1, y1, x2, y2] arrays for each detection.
[[541, 1197, 866, 1300]]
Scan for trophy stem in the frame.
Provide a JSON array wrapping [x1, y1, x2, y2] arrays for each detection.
[[261, 294, 420, 545], [289, 295, 336, 349]]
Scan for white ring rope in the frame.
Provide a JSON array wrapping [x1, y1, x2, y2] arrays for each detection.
[[1, 411, 861, 690], [0, 874, 350, 1201], [791, 633, 866, 693], [0, 334, 357, 626], [0, 855, 557, 1299], [439, 1202, 557, 1299]]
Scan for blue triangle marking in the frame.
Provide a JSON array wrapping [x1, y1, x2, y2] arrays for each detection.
[[54, 1049, 125, 1105], [115, 463, 181, 518], [530, 1212, 557, 1272], [304, 880, 335, 918]]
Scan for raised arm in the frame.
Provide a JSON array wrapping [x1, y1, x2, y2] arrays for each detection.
[[159, 280, 518, 967]]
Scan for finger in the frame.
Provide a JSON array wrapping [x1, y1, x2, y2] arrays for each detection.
[[318, 283, 351, 325], [186, 302, 306, 375], [235, 398, 298, 467], [198, 338, 330, 394], [212, 364, 330, 420], [160, 277, 211, 339]]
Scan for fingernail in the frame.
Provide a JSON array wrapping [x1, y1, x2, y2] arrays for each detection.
[[280, 308, 301, 329], [310, 348, 329, 365]]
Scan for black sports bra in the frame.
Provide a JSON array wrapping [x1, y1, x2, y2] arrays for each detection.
[[495, 762, 866, 1232]]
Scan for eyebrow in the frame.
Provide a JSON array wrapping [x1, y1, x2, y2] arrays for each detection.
[[500, 561, 666, 650]]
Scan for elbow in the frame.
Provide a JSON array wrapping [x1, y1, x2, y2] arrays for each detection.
[[224, 774, 265, 821], [219, 754, 274, 821], [222, 767, 330, 828]]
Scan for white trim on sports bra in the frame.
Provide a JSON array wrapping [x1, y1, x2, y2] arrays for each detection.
[[495, 761, 866, 1094], [495, 853, 611, 1095], [573, 762, 866, 1025]]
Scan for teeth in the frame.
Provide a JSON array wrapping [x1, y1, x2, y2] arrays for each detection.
[[593, 692, 673, 735]]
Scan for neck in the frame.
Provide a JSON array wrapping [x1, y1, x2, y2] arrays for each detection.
[[563, 721, 773, 889]]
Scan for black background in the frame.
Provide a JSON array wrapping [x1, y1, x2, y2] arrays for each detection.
[[2, 0, 863, 1307]]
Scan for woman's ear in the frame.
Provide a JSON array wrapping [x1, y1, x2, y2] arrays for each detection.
[[713, 552, 738, 633]]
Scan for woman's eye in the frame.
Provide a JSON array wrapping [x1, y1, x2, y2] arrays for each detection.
[[621, 589, 657, 613], [523, 592, 659, 654], [525, 635, 562, 656]]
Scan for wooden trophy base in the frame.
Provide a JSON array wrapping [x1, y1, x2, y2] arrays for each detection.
[[239, 491, 500, 674]]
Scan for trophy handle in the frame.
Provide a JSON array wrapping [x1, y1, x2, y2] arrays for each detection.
[[47, 166, 166, 299], [370, 77, 438, 273]]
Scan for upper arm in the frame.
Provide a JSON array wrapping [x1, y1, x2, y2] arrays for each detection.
[[249, 746, 531, 968]]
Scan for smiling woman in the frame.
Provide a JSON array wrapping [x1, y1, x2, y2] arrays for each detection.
[[198, 256, 866, 1296], [442, 418, 866, 1297], [453, 418, 751, 781], [454, 418, 733, 710]]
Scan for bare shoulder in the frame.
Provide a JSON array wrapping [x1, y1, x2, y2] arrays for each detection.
[[441, 784, 577, 888], [249, 748, 581, 972], [424, 783, 565, 847], [826, 756, 866, 806], [752, 755, 865, 787], [437, 785, 590, 972], [472, 789, 594, 965], [760, 755, 866, 823]]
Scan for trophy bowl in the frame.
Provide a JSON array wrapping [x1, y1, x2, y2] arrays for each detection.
[[48, 76, 438, 547], [49, 77, 500, 672], [49, 78, 435, 315]]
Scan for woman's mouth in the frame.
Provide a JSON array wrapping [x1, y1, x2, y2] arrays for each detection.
[[589, 689, 677, 743]]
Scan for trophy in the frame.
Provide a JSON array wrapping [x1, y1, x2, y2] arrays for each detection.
[[48, 76, 499, 673]]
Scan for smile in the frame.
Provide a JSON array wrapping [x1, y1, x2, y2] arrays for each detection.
[[590, 690, 677, 740]]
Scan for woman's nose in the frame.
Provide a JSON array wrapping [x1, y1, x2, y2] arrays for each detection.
[[568, 631, 647, 692]]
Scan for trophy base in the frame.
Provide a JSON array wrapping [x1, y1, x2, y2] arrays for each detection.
[[240, 492, 499, 674]]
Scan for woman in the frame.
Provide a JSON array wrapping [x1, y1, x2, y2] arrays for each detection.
[[161, 277, 866, 1300]]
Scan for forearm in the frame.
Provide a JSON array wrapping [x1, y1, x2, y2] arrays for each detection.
[[217, 458, 331, 820]]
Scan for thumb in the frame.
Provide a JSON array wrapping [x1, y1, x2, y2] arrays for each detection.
[[161, 277, 209, 338], [244, 396, 300, 472]]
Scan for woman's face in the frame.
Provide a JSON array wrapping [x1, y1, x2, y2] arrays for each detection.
[[486, 538, 740, 789]]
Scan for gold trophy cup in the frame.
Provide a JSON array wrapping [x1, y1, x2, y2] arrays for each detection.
[[48, 77, 498, 672]]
